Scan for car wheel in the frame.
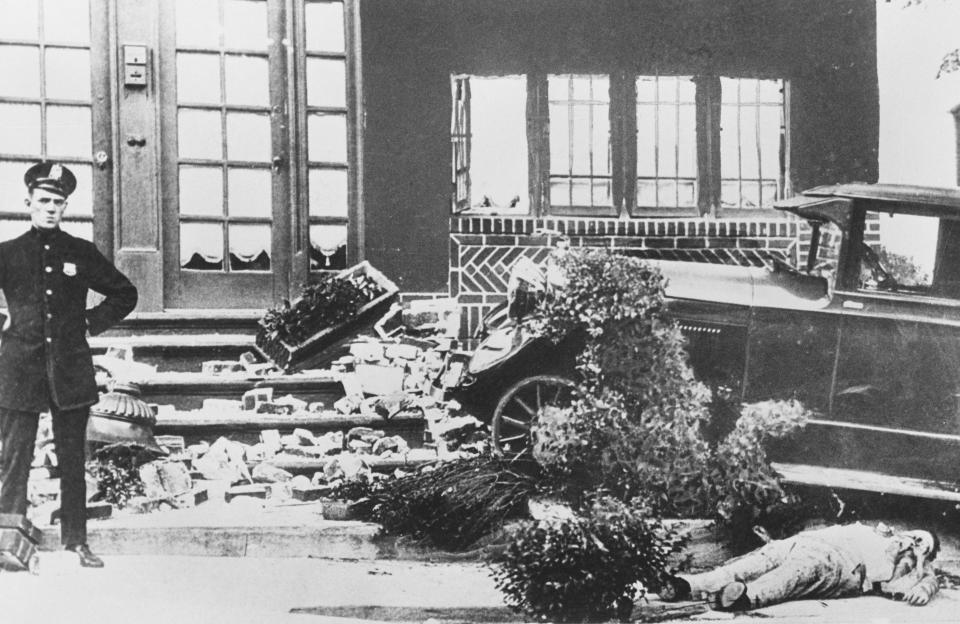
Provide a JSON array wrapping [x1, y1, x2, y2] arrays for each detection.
[[491, 374, 578, 456]]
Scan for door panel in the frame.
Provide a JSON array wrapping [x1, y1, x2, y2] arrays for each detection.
[[161, 0, 289, 309]]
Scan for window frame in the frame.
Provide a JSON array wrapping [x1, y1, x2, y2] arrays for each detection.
[[451, 71, 790, 219]]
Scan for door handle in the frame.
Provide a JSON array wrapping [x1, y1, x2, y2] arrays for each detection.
[[842, 300, 865, 310], [272, 156, 283, 170]]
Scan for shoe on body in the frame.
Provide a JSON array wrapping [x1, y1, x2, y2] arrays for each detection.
[[66, 544, 104, 568]]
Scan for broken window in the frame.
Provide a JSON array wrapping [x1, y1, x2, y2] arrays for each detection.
[[449, 75, 528, 213]]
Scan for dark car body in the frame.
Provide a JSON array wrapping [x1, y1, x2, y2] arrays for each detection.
[[663, 183, 960, 498]]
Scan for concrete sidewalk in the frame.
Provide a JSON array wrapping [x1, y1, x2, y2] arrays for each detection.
[[2, 554, 959, 624]]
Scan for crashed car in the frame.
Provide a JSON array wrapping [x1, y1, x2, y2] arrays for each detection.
[[456, 183, 960, 500]]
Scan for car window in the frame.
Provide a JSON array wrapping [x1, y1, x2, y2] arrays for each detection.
[[858, 211, 940, 295]]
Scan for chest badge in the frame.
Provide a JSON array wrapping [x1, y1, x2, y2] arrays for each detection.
[[63, 262, 77, 277]]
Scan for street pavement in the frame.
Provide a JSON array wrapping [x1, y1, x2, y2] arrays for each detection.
[[1, 554, 959, 624]]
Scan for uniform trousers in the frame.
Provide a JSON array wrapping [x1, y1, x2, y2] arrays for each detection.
[[0, 406, 89, 547]]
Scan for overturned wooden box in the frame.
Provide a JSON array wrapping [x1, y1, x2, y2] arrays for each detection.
[[256, 261, 399, 373]]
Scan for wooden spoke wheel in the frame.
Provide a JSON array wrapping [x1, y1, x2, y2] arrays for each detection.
[[491, 374, 578, 456]]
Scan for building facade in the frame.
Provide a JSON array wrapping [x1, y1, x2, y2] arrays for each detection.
[[0, 0, 879, 330]]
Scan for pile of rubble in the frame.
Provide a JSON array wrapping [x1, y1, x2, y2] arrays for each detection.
[[27, 296, 490, 523]]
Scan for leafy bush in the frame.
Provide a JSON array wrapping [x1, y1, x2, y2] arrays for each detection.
[[350, 455, 544, 551], [528, 248, 810, 523], [491, 496, 686, 623]]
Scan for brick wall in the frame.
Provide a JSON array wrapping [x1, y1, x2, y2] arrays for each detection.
[[449, 215, 806, 336]]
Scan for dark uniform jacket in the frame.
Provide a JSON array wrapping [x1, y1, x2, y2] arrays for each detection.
[[0, 228, 138, 412]]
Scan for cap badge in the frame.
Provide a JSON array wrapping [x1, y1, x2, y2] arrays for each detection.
[[49, 164, 63, 181]]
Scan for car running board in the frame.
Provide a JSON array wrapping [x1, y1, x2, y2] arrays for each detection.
[[772, 462, 960, 503]]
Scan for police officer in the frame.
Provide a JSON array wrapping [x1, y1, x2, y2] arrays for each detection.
[[0, 162, 138, 568]]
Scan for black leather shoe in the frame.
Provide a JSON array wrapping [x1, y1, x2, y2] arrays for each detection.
[[66, 544, 104, 568], [716, 581, 751, 611]]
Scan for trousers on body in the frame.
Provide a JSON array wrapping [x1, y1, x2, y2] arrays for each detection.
[[681, 536, 865, 609], [0, 406, 90, 547]]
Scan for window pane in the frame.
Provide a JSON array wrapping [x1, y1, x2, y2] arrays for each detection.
[[636, 104, 656, 176], [67, 163, 93, 216], [592, 179, 610, 206], [0, 103, 41, 154], [720, 77, 740, 104], [550, 180, 570, 206], [46, 105, 91, 157], [308, 168, 348, 217], [306, 58, 346, 108], [739, 107, 759, 177], [305, 1, 345, 52], [592, 105, 610, 176], [759, 106, 782, 178], [181, 222, 224, 270], [657, 179, 677, 207], [176, 0, 220, 48], [720, 104, 739, 178], [45, 48, 91, 101], [570, 179, 591, 206], [758, 80, 782, 105], [43, 0, 90, 45], [226, 112, 271, 162], [227, 167, 271, 217], [0, 46, 41, 98], [178, 109, 223, 160], [677, 104, 697, 178], [740, 182, 760, 209], [636, 76, 656, 103], [309, 224, 347, 271], [179, 165, 224, 216], [224, 0, 268, 50], [229, 223, 271, 271], [225, 55, 269, 106], [177, 53, 221, 104], [636, 180, 657, 207], [720, 181, 739, 208], [307, 113, 347, 163], [548, 103, 569, 174], [678, 180, 696, 208], [760, 181, 779, 208], [657, 108, 677, 177], [0, 0, 39, 40]]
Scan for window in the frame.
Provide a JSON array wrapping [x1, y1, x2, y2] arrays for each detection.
[[720, 78, 785, 210], [304, 0, 350, 271], [0, 0, 96, 240], [635, 75, 697, 210], [450, 75, 528, 214], [449, 72, 788, 218], [548, 74, 612, 213], [856, 211, 943, 295], [174, 0, 274, 272]]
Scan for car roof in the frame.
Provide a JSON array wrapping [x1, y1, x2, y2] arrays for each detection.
[[802, 183, 960, 209], [775, 183, 960, 223]]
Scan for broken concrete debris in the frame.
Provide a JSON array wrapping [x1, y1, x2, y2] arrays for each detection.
[[22, 283, 487, 529]]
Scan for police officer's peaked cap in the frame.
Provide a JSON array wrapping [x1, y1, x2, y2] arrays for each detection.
[[24, 161, 77, 198]]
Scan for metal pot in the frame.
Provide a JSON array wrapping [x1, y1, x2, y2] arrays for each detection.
[[86, 381, 165, 454]]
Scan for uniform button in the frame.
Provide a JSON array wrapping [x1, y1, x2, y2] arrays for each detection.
[[45, 266, 52, 273], [43, 244, 50, 250], [46, 313, 53, 320], [45, 337, 52, 343], [45, 289, 52, 296]]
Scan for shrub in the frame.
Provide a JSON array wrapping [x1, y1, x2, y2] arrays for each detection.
[[528, 248, 811, 524], [708, 399, 810, 527], [351, 454, 544, 551], [490, 495, 686, 623], [85, 443, 152, 508]]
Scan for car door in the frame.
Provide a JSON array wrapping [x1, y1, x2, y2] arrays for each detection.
[[830, 207, 960, 481]]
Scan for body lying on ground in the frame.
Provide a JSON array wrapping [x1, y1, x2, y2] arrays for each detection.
[[660, 523, 940, 611]]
